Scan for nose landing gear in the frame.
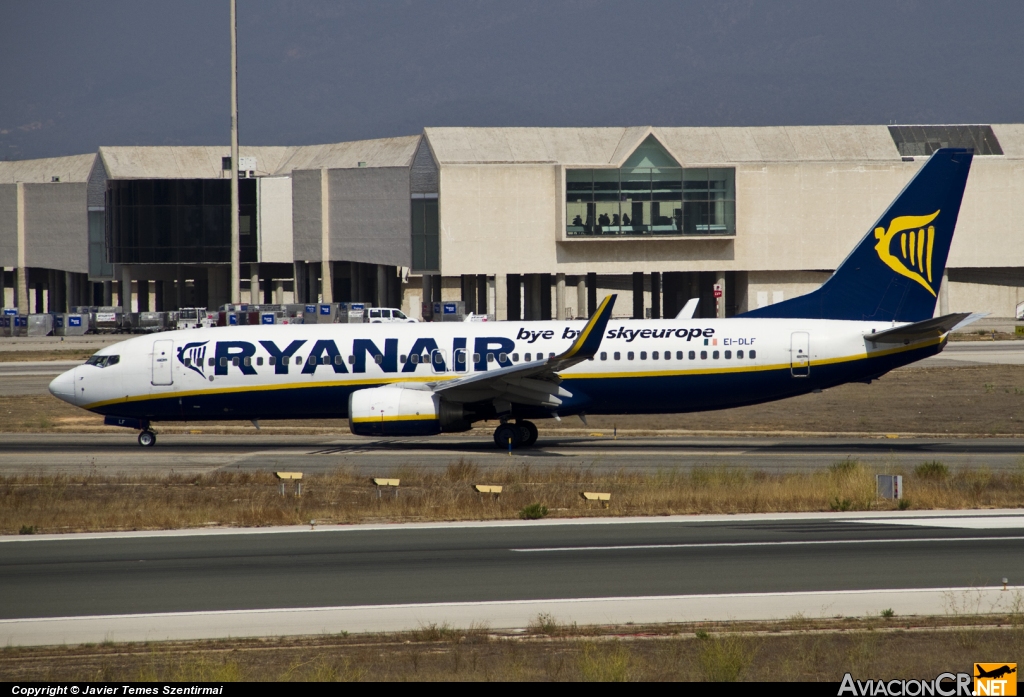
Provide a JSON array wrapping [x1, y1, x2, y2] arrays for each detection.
[[493, 420, 538, 449], [138, 430, 157, 447]]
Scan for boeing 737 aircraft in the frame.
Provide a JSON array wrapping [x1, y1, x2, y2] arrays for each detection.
[[49, 148, 977, 448]]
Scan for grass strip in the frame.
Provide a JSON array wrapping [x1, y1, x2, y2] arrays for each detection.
[[2, 612, 1022, 681], [4, 459, 1024, 534]]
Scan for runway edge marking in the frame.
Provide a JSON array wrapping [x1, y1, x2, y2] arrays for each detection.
[[3, 510, 1024, 543]]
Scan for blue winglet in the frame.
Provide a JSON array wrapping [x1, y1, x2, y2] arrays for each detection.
[[556, 294, 616, 361]]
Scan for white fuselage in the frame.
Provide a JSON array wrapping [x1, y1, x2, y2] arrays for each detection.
[[48, 317, 940, 425]]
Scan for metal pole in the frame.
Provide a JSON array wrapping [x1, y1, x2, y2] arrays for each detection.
[[229, 0, 241, 304]]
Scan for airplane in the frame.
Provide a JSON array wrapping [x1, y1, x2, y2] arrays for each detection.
[[975, 665, 1016, 680], [49, 148, 977, 448]]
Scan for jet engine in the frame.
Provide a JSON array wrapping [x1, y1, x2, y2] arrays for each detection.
[[348, 386, 470, 436]]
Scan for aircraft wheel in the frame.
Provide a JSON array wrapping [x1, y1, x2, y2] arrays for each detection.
[[493, 423, 521, 449], [138, 430, 156, 447], [518, 420, 539, 447]]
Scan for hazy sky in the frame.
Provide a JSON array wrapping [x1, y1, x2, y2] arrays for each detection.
[[2, 0, 1022, 160]]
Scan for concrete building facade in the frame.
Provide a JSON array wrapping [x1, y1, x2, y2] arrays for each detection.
[[2, 124, 1021, 322]]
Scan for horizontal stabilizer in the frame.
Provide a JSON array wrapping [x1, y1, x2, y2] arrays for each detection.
[[865, 312, 972, 344]]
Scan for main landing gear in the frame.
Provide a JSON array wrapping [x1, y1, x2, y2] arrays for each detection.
[[138, 430, 157, 447], [493, 420, 538, 449]]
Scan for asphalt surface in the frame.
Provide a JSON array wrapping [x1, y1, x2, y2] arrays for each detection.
[[2, 516, 1022, 620], [0, 433, 1022, 474]]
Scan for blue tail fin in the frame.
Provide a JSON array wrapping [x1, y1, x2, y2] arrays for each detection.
[[741, 148, 973, 322]]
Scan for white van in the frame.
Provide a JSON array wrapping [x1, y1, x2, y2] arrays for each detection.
[[367, 308, 417, 323]]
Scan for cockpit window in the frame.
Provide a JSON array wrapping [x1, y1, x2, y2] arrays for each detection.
[[85, 354, 120, 368]]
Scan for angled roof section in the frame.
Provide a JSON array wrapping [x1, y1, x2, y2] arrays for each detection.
[[98, 146, 295, 179], [0, 153, 96, 183], [279, 135, 421, 172], [620, 134, 681, 170], [424, 126, 914, 166], [424, 127, 630, 165], [609, 127, 653, 166], [654, 126, 901, 163], [97, 137, 420, 180], [990, 124, 1024, 158]]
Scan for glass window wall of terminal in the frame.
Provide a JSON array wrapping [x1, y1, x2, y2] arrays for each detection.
[[106, 179, 257, 264], [411, 198, 439, 272], [567, 167, 735, 237], [566, 137, 734, 237]]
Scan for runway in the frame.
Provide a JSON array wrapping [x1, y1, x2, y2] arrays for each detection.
[[1, 432, 1023, 474], [2, 511, 1022, 645]]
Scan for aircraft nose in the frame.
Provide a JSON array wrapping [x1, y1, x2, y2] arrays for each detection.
[[48, 368, 77, 405]]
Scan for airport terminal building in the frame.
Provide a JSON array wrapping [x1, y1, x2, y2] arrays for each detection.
[[2, 124, 1022, 321]]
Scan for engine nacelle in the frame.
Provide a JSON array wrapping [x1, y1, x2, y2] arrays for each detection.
[[348, 386, 470, 436]]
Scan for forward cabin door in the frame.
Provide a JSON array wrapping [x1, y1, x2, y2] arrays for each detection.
[[152, 339, 174, 386], [790, 332, 810, 377]]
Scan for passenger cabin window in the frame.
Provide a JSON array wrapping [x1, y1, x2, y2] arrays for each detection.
[[627, 351, 635, 360], [614, 352, 621, 360], [512, 353, 519, 362], [525, 353, 531, 361], [257, 357, 264, 366], [652, 351, 658, 360], [688, 351, 695, 360], [677, 351, 684, 360], [700, 351, 707, 360], [208, 357, 216, 367], [639, 351, 647, 360], [269, 356, 276, 366], [600, 352, 607, 360], [712, 351, 719, 359], [410, 354, 419, 364], [724, 350, 731, 359], [750, 350, 757, 359], [737, 350, 743, 359]]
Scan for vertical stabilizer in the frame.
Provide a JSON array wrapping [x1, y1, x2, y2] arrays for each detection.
[[742, 148, 973, 322]]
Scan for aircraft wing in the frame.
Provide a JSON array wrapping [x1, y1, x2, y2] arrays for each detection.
[[429, 295, 616, 407], [865, 312, 980, 344]]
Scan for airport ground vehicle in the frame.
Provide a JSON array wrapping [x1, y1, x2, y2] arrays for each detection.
[[367, 308, 417, 323], [49, 150, 976, 448]]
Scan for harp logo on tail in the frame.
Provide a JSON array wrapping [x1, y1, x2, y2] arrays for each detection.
[[873, 210, 941, 296]]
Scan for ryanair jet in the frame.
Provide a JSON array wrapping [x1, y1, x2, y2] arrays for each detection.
[[49, 149, 977, 448]]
